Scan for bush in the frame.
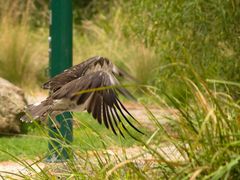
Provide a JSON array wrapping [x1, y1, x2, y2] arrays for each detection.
[[120, 0, 240, 98]]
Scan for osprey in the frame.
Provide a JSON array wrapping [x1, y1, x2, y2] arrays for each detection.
[[21, 56, 143, 138]]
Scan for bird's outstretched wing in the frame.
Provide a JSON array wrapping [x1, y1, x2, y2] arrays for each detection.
[[43, 56, 135, 92], [43, 56, 101, 91], [51, 71, 143, 138]]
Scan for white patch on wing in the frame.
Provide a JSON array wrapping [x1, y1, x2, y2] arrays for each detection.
[[71, 104, 85, 112], [108, 73, 119, 85], [109, 74, 115, 85], [112, 65, 119, 74], [52, 99, 76, 110], [33, 102, 41, 106], [52, 97, 88, 112]]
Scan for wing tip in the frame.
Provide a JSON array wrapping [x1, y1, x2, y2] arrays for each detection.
[[42, 82, 50, 89]]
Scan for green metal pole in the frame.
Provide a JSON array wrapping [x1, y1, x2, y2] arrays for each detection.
[[47, 0, 73, 162]]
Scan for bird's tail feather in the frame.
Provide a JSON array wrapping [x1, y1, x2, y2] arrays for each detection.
[[20, 102, 50, 122]]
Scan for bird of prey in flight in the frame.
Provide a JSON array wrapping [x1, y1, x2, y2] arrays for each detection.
[[21, 56, 143, 138]]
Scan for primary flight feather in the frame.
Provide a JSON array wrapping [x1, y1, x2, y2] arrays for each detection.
[[21, 56, 143, 138]]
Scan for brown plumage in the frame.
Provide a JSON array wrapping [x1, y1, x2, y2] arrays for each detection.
[[21, 56, 143, 138]]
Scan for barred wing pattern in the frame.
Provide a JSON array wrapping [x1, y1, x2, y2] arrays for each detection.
[[21, 56, 143, 138], [43, 56, 135, 92], [51, 71, 143, 138]]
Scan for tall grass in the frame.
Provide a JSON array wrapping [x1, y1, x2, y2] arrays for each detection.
[[0, 0, 239, 179], [0, 0, 48, 90], [145, 71, 240, 179], [1, 73, 239, 179]]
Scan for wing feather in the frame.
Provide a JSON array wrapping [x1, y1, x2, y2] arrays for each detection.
[[49, 71, 142, 136], [114, 100, 143, 134], [109, 106, 125, 138], [112, 104, 138, 140], [90, 93, 97, 118], [43, 56, 136, 93], [116, 97, 139, 123], [102, 101, 109, 129], [43, 56, 100, 91], [96, 96, 102, 124], [105, 104, 117, 135], [117, 88, 136, 101], [76, 92, 91, 105]]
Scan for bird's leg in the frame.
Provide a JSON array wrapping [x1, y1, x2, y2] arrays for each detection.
[[49, 111, 62, 129]]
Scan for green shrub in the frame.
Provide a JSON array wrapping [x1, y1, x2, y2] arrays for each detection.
[[121, 0, 240, 98]]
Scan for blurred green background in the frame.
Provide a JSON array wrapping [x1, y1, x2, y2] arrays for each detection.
[[0, 0, 239, 99]]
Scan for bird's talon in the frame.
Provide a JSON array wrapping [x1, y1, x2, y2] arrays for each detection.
[[51, 121, 61, 129]]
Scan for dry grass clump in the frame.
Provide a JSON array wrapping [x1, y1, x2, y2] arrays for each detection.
[[0, 0, 48, 90]]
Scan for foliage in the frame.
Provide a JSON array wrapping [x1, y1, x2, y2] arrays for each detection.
[[0, 0, 240, 179], [144, 71, 240, 179], [1, 77, 239, 179], [120, 0, 240, 98], [0, 112, 144, 162], [73, 11, 159, 87]]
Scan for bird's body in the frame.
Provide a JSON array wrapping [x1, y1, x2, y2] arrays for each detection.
[[21, 56, 142, 137]]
